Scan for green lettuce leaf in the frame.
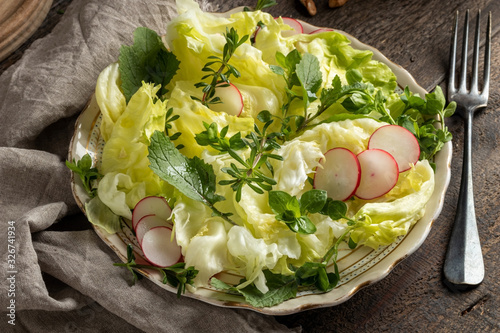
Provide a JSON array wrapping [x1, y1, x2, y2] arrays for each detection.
[[95, 63, 126, 141], [350, 160, 435, 248], [85, 195, 121, 234]]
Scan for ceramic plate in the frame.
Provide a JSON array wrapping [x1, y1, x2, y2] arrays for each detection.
[[68, 14, 451, 315]]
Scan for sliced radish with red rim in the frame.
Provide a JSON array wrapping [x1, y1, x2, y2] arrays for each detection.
[[141, 226, 182, 267], [368, 125, 420, 173], [313, 147, 361, 201], [355, 149, 399, 200], [204, 82, 243, 116], [135, 215, 170, 246], [278, 17, 303, 37], [132, 196, 172, 230]]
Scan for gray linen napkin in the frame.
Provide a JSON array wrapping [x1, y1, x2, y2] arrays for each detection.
[[0, 0, 299, 331]]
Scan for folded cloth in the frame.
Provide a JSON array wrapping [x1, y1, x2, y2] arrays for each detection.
[[0, 0, 299, 331]]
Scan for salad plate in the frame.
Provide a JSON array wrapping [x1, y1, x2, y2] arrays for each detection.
[[69, 7, 452, 315]]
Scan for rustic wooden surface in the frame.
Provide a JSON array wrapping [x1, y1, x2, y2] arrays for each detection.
[[1, 0, 498, 331]]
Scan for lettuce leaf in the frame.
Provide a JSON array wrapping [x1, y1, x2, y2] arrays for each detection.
[[350, 160, 435, 248], [85, 195, 121, 234], [95, 63, 126, 142], [183, 220, 229, 287], [227, 226, 281, 293], [97, 172, 145, 220], [271, 140, 323, 197], [98, 82, 173, 215]]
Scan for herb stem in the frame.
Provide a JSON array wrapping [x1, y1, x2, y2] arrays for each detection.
[[322, 227, 352, 264], [202, 63, 228, 106]]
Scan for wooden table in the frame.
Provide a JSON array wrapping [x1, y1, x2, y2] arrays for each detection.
[[1, 0, 498, 331]]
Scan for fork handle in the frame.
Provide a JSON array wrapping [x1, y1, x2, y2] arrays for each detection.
[[443, 108, 484, 290]]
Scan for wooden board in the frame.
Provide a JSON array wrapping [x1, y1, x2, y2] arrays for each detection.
[[0, 0, 53, 61]]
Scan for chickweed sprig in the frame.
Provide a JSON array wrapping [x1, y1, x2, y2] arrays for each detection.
[[65, 154, 102, 198]]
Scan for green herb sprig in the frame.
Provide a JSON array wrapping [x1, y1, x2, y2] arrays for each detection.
[[270, 50, 455, 166], [114, 244, 198, 297], [164, 107, 184, 149], [271, 51, 396, 139], [195, 122, 247, 152], [398, 85, 456, 166], [195, 28, 249, 107], [66, 154, 102, 198], [219, 112, 283, 202]]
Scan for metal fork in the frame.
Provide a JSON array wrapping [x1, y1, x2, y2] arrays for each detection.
[[443, 10, 491, 290]]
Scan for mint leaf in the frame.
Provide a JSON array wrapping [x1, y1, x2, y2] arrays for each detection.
[[296, 52, 322, 102], [119, 27, 180, 102], [211, 270, 298, 308], [319, 75, 343, 110], [295, 261, 338, 292], [148, 131, 229, 220]]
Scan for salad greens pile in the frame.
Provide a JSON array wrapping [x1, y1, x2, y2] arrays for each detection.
[[70, 0, 455, 307]]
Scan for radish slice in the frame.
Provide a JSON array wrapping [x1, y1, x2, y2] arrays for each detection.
[[141, 226, 182, 267], [355, 149, 399, 200], [132, 196, 171, 230], [368, 125, 420, 172], [279, 17, 303, 37], [313, 147, 361, 201], [205, 82, 243, 116], [135, 215, 169, 246], [309, 28, 334, 34]]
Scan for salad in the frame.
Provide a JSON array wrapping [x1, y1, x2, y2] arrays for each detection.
[[67, 0, 455, 308]]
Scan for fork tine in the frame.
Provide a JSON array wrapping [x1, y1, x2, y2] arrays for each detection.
[[470, 11, 481, 93], [449, 11, 459, 95], [459, 10, 470, 93], [482, 11, 492, 98]]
